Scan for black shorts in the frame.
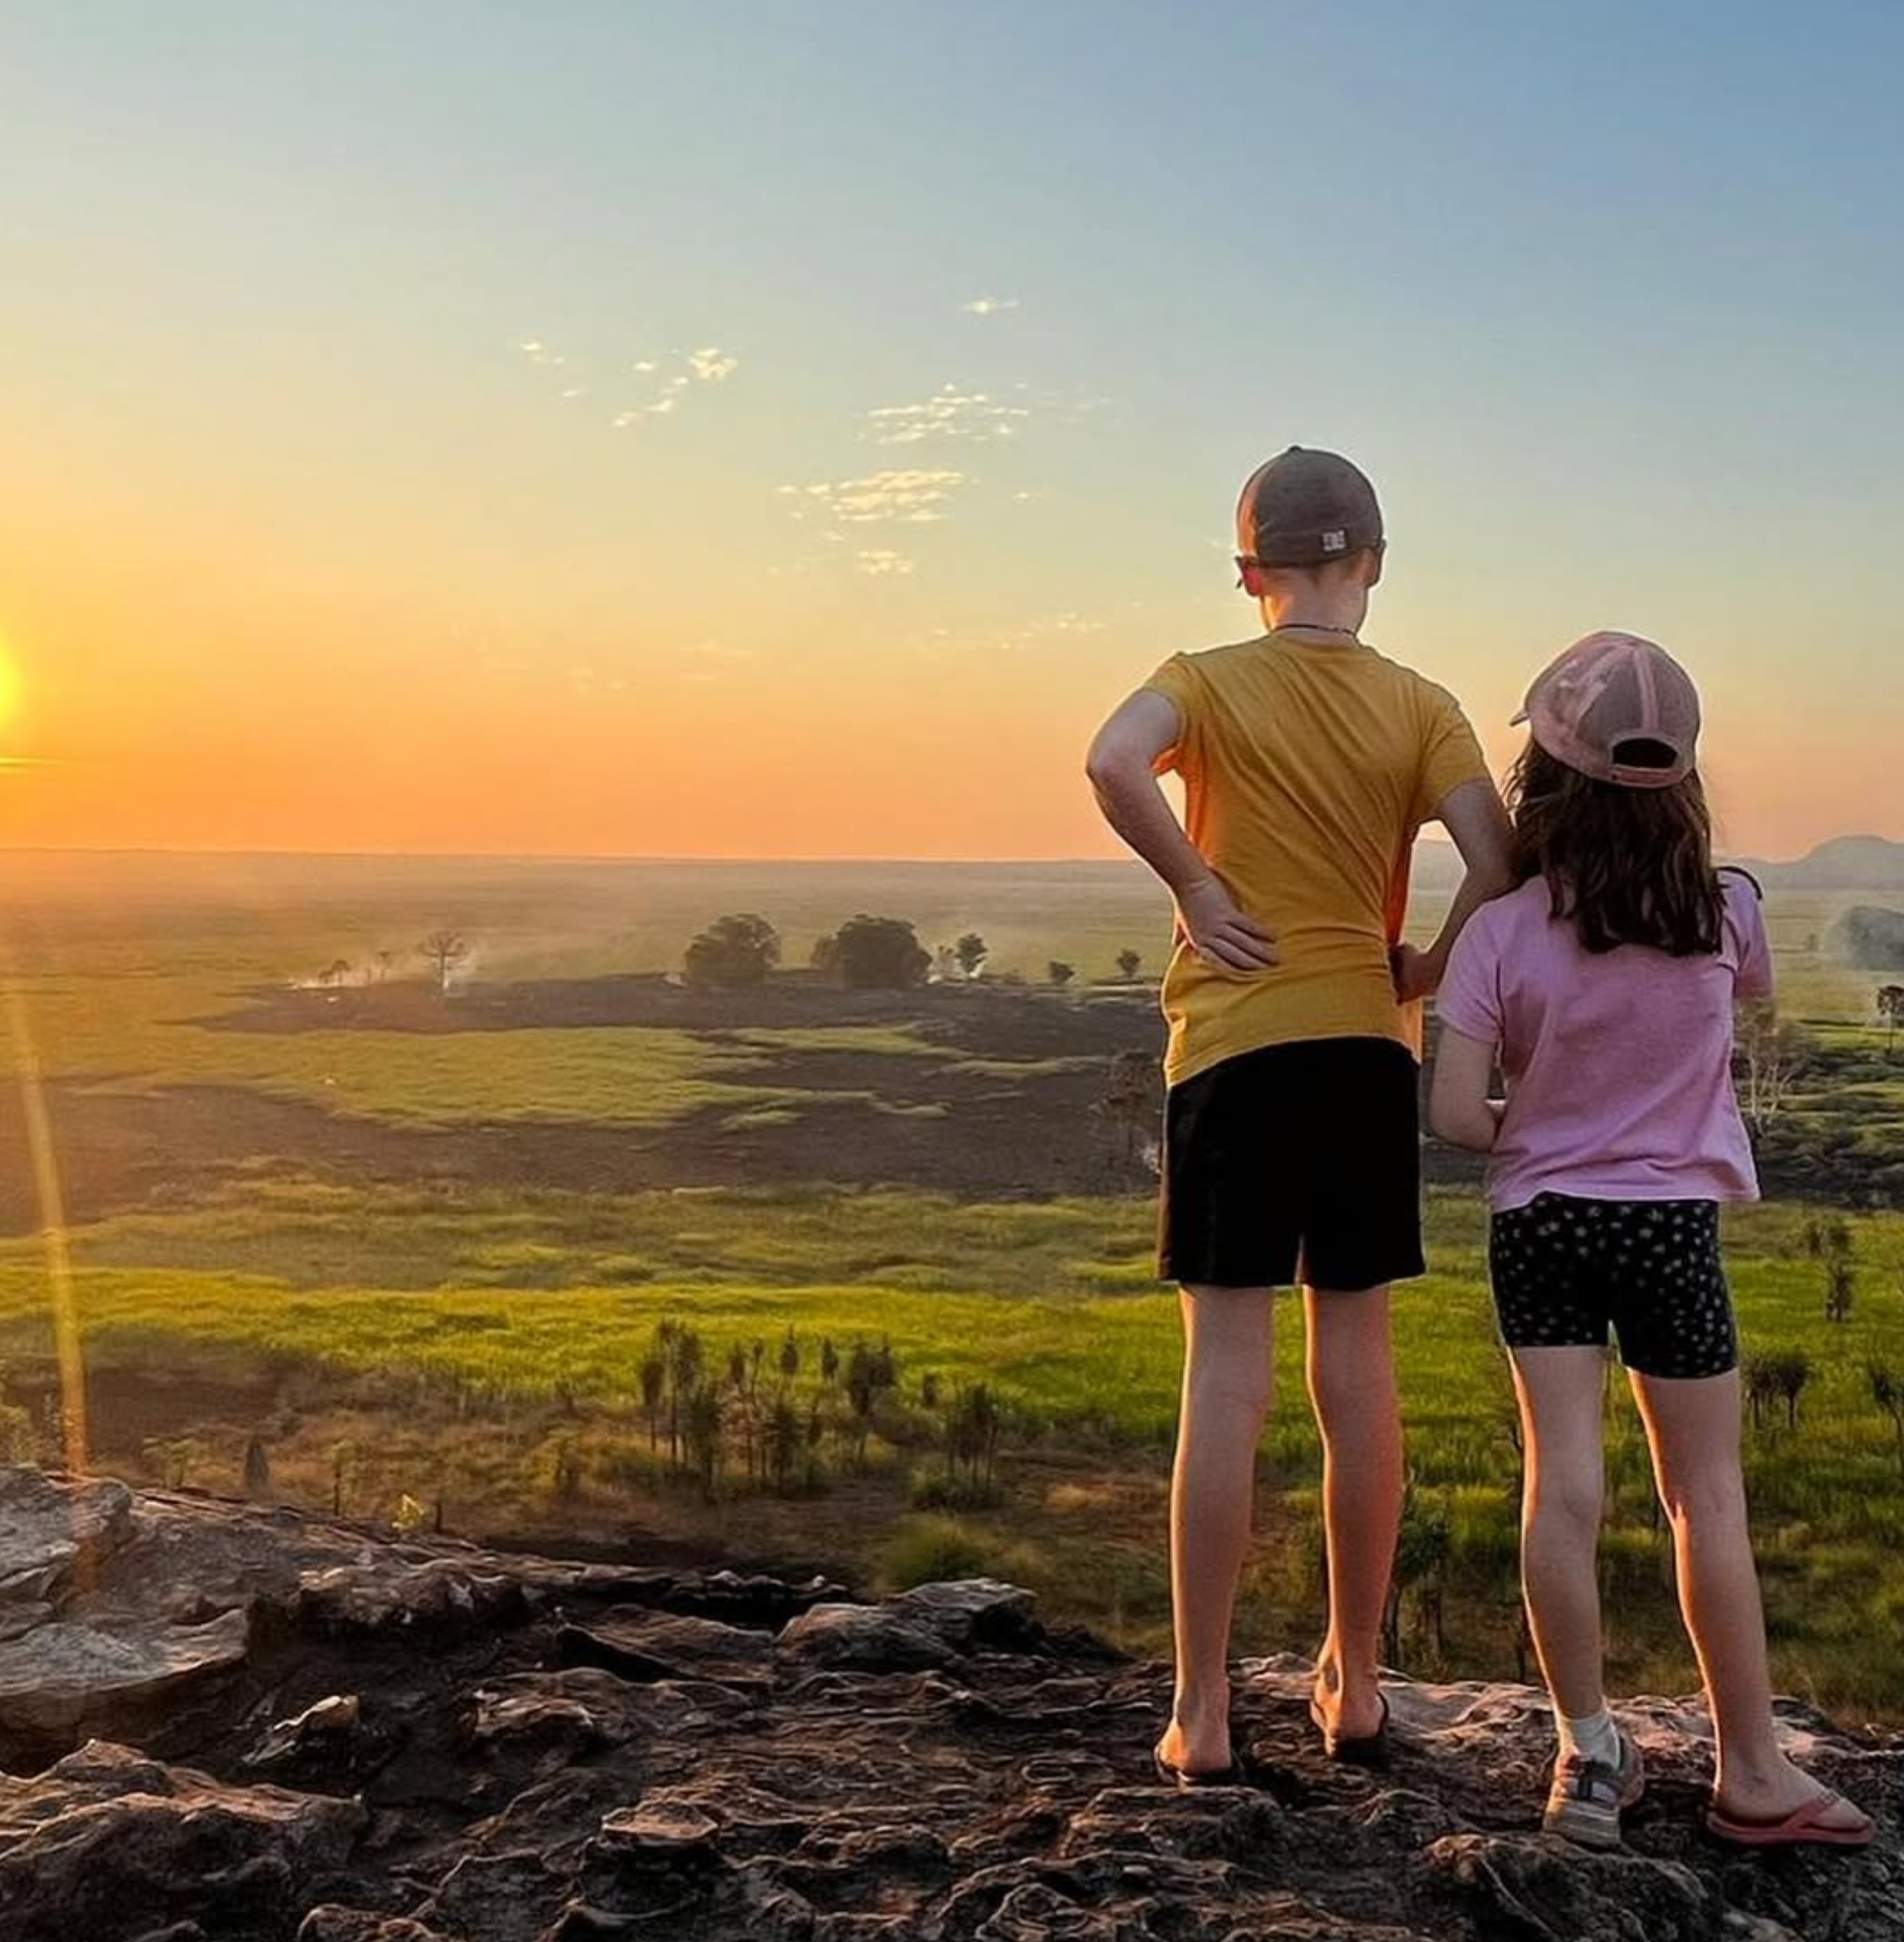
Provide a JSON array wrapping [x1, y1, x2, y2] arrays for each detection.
[[1488, 1194, 1739, 1380], [1159, 1037, 1424, 1292]]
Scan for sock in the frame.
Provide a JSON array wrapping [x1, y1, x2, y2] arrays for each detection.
[[1557, 1704, 1620, 1769]]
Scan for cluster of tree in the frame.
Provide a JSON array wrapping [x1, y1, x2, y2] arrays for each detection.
[[1835, 905, 1904, 972], [307, 932, 471, 995], [609, 1320, 1012, 1507], [635, 1320, 907, 1498], [684, 913, 1150, 992], [814, 916, 933, 990], [684, 914, 781, 989], [1743, 1348, 1812, 1429]]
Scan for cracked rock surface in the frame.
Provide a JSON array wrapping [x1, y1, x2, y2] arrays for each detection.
[[0, 1465, 1897, 1941]]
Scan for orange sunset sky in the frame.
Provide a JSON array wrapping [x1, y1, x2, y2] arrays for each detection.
[[5, 6, 1902, 866]]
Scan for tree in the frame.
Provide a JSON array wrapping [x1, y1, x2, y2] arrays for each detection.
[[1047, 960, 1076, 989], [418, 930, 471, 993], [1869, 1363, 1904, 1480], [638, 1350, 667, 1451], [1826, 1255, 1857, 1325], [778, 1329, 800, 1383], [1748, 1348, 1812, 1429], [316, 958, 353, 989], [955, 932, 988, 980], [1099, 1049, 1163, 1170], [1742, 1352, 1778, 1432], [812, 915, 931, 990], [373, 950, 396, 983], [1807, 1216, 1857, 1323], [1384, 1481, 1451, 1669], [684, 914, 781, 989], [683, 1383, 723, 1496], [1733, 1004, 1814, 1139], [945, 1382, 1002, 1499], [242, 1435, 273, 1499], [1771, 1347, 1812, 1428], [765, 1393, 803, 1492], [1878, 984, 1904, 1056], [1116, 949, 1143, 982]]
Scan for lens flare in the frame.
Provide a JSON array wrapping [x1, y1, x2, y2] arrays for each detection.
[[3, 978, 88, 1479]]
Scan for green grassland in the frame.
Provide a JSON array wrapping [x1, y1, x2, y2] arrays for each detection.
[[0, 853, 1900, 1719], [4, 1182, 1902, 1718]]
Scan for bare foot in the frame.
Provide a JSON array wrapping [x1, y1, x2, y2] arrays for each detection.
[[1160, 1687, 1233, 1778], [1312, 1665, 1385, 1744]]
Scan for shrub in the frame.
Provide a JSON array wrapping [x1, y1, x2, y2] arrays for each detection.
[[880, 1515, 1002, 1591]]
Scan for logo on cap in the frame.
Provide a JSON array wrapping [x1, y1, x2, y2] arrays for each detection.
[[1322, 530, 1347, 553]]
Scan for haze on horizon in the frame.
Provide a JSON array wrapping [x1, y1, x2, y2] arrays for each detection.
[[5, 2, 1902, 866]]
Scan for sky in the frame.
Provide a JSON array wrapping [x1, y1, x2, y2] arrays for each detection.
[[4, 0, 1902, 863]]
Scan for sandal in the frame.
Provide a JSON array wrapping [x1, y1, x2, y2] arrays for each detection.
[[1707, 1787, 1874, 1850], [1308, 1691, 1391, 1770], [1151, 1740, 1248, 1790]]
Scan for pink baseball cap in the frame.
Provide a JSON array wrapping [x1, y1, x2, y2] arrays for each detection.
[[1512, 631, 1701, 790]]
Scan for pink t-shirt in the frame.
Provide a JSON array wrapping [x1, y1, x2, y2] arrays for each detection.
[[1438, 870, 1771, 1212]]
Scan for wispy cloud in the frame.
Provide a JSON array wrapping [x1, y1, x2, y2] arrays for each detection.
[[961, 297, 1021, 316], [517, 336, 741, 432], [673, 637, 756, 682], [865, 384, 1029, 447], [994, 612, 1111, 652], [778, 468, 969, 526], [856, 549, 916, 577]]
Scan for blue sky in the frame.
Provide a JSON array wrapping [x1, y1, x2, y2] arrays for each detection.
[[3, 1, 1900, 856]]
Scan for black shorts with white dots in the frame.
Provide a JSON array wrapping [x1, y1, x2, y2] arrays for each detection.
[[1487, 1194, 1740, 1380]]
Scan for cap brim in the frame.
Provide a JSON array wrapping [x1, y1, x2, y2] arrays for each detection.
[[1509, 707, 1530, 726]]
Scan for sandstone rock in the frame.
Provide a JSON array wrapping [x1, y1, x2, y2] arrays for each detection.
[[777, 1600, 955, 1671], [595, 1801, 722, 1856], [889, 1576, 1040, 1651], [1424, 1832, 1714, 1942], [0, 1609, 249, 1743], [555, 1607, 775, 1684], [0, 1739, 364, 1942], [296, 1556, 530, 1638], [297, 1916, 462, 1942], [0, 1471, 1897, 1942], [0, 1467, 134, 1600]]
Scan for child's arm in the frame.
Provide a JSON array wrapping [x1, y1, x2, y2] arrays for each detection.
[[1085, 691, 1278, 974], [1428, 1026, 1503, 1151], [1394, 778, 1516, 1002]]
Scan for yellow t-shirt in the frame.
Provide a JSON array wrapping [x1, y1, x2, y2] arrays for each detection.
[[1144, 628, 1489, 1087]]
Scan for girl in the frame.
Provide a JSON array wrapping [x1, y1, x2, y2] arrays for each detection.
[[1430, 631, 1873, 1852]]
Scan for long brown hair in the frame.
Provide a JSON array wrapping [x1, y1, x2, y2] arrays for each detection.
[[1508, 741, 1726, 956]]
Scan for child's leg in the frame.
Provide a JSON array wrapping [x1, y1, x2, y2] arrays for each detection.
[[1629, 1368, 1869, 1830], [1511, 1347, 1611, 1721], [1162, 1281, 1274, 1775], [1305, 1281, 1400, 1740]]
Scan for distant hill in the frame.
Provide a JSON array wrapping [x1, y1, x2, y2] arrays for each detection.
[[1731, 834, 1904, 892], [1413, 833, 1904, 895]]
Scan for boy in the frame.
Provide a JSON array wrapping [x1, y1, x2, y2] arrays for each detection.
[[1085, 446, 1513, 1783]]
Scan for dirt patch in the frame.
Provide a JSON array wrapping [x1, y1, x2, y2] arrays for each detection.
[[0, 984, 1176, 1233], [1, 981, 1494, 1235]]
